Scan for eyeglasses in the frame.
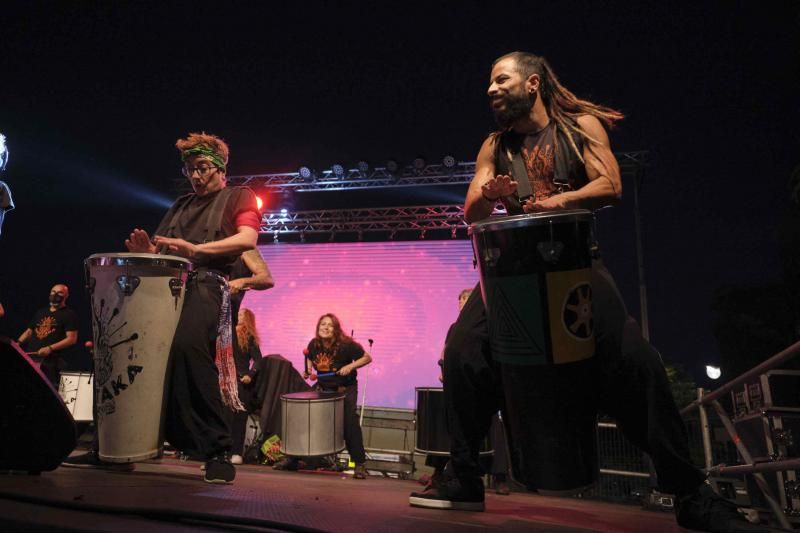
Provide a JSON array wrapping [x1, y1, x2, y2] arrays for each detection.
[[182, 166, 220, 178]]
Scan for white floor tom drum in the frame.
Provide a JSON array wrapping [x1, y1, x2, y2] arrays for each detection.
[[58, 372, 94, 422]]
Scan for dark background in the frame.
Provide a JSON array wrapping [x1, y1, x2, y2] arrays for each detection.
[[1, 1, 798, 384]]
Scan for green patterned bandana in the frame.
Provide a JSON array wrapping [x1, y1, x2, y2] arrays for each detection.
[[180, 146, 226, 168]]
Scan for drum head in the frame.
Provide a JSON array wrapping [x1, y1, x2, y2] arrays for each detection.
[[469, 209, 592, 235], [86, 253, 192, 270]]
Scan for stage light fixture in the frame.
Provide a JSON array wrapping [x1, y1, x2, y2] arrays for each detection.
[[451, 225, 457, 239], [356, 160, 370, 174], [280, 208, 288, 217], [412, 157, 426, 172], [442, 155, 456, 169], [419, 229, 426, 240], [255, 196, 264, 211], [386, 159, 399, 174], [298, 166, 314, 181], [332, 164, 345, 178], [705, 365, 721, 380], [300, 231, 306, 243], [273, 231, 279, 243]]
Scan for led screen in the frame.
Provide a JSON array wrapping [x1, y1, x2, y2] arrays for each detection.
[[243, 241, 479, 408]]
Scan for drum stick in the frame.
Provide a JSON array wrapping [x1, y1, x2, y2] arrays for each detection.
[[317, 371, 337, 378]]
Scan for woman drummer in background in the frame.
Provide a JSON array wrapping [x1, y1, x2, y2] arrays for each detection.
[[304, 313, 372, 480], [229, 308, 263, 465]]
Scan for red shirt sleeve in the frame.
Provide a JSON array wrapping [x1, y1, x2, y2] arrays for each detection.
[[235, 210, 261, 231]]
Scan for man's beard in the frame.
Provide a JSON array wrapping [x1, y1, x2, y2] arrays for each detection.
[[491, 91, 535, 128]]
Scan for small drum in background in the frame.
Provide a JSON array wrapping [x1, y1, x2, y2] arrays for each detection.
[[280, 391, 345, 457], [415, 387, 493, 456], [471, 210, 598, 493], [58, 372, 94, 422], [85, 253, 191, 463]]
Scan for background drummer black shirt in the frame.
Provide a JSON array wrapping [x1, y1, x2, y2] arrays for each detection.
[[154, 186, 259, 277], [25, 306, 78, 357], [306, 339, 365, 389]]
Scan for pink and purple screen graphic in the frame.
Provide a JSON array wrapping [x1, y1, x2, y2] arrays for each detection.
[[243, 241, 479, 408]]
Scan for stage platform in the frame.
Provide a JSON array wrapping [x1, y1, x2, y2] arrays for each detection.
[[0, 455, 684, 532]]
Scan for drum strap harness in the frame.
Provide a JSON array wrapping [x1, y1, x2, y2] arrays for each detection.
[[164, 188, 245, 411]]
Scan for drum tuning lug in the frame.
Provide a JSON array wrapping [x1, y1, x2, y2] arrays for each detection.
[[169, 278, 184, 298], [537, 241, 565, 263], [483, 247, 502, 267], [116, 275, 140, 296]]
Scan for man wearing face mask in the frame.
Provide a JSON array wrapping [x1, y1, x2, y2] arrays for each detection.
[[17, 284, 78, 387]]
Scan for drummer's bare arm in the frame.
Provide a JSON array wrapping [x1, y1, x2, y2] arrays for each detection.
[[338, 352, 372, 376], [37, 330, 78, 356], [465, 136, 519, 224], [237, 249, 275, 291], [153, 226, 257, 260], [125, 229, 157, 254], [17, 328, 32, 345], [524, 115, 622, 213]]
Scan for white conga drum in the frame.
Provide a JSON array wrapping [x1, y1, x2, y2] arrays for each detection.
[[85, 253, 191, 463], [58, 372, 94, 422], [280, 391, 345, 457]]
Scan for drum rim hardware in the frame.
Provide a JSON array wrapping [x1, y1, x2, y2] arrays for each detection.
[[468, 209, 592, 234], [87, 253, 192, 270]]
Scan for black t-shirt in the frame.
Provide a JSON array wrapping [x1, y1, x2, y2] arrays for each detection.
[[154, 186, 258, 276], [306, 339, 365, 388], [234, 334, 262, 378], [25, 306, 78, 354]]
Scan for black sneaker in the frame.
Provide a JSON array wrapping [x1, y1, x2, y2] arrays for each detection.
[[409, 476, 485, 511], [61, 451, 134, 472], [272, 456, 300, 471], [675, 483, 767, 532], [204, 455, 235, 484]]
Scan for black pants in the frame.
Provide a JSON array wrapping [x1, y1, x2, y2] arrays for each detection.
[[164, 276, 232, 459], [228, 382, 254, 455], [319, 383, 366, 464], [426, 413, 509, 476], [443, 261, 705, 495]]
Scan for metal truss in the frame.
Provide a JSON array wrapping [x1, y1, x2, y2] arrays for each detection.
[[206, 151, 647, 193], [228, 161, 476, 192], [261, 204, 506, 235]]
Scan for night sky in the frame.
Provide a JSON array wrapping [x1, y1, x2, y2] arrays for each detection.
[[1, 1, 798, 384]]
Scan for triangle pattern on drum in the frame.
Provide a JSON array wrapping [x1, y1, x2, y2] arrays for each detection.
[[487, 277, 547, 366]]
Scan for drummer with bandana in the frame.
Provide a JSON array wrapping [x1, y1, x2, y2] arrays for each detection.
[[409, 53, 756, 533], [121, 132, 260, 483]]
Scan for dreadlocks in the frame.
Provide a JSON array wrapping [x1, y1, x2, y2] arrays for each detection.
[[493, 52, 624, 162]]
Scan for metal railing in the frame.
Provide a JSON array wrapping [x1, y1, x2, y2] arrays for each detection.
[[680, 340, 800, 529]]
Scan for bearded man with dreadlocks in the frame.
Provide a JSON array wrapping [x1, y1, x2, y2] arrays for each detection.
[[409, 53, 760, 533], [121, 132, 259, 483]]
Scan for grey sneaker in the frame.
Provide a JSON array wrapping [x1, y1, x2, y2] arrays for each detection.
[[61, 451, 134, 472]]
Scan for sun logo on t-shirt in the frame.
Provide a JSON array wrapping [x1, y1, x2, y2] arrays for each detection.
[[35, 316, 57, 340], [314, 353, 334, 372]]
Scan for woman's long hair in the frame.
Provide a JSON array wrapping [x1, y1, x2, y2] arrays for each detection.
[[312, 313, 353, 351], [236, 308, 260, 350], [493, 52, 625, 162]]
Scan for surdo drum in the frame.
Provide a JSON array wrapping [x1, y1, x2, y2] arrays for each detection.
[[280, 391, 345, 457], [470, 210, 598, 492], [415, 387, 493, 456], [85, 253, 191, 463]]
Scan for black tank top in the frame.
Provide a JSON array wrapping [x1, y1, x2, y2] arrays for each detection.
[[494, 121, 589, 207]]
